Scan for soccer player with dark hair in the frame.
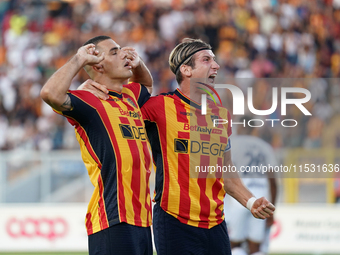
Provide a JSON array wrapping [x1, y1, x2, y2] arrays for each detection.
[[40, 36, 153, 255], [80, 38, 275, 255]]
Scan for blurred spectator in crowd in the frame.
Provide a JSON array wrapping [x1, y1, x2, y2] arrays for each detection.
[[0, 0, 340, 151]]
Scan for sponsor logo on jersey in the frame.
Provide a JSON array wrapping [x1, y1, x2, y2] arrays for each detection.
[[183, 124, 222, 134], [174, 138, 226, 156], [180, 111, 193, 116], [190, 141, 226, 156], [119, 108, 141, 119], [119, 124, 146, 140], [174, 138, 188, 153]]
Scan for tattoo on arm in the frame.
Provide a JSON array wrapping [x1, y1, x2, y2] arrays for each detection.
[[60, 95, 72, 110]]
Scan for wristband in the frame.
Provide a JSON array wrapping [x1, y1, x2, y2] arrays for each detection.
[[246, 197, 257, 211]]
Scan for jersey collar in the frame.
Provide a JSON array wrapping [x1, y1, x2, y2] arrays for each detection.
[[108, 90, 123, 98], [175, 89, 201, 109]]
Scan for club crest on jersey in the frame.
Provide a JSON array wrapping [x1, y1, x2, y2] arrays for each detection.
[[127, 98, 137, 108], [210, 115, 219, 123]]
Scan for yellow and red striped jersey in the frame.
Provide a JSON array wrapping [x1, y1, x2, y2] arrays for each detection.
[[55, 83, 152, 235], [142, 89, 232, 229]]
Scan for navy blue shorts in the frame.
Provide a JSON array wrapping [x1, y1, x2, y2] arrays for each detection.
[[88, 222, 152, 255], [153, 203, 231, 255]]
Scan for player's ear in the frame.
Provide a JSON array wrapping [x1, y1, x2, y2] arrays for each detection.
[[180, 65, 192, 78], [93, 64, 104, 73]]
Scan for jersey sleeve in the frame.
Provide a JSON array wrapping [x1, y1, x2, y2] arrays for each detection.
[[53, 90, 98, 126], [123, 82, 150, 108], [140, 96, 160, 122]]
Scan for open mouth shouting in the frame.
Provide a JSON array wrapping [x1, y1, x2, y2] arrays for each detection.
[[208, 73, 217, 84]]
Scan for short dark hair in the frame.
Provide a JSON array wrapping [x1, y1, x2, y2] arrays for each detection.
[[83, 35, 111, 46], [169, 38, 212, 84], [82, 36, 112, 77]]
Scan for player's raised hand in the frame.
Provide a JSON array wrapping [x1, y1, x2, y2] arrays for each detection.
[[122, 47, 140, 69], [250, 197, 275, 220], [77, 44, 105, 66], [78, 79, 109, 100]]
